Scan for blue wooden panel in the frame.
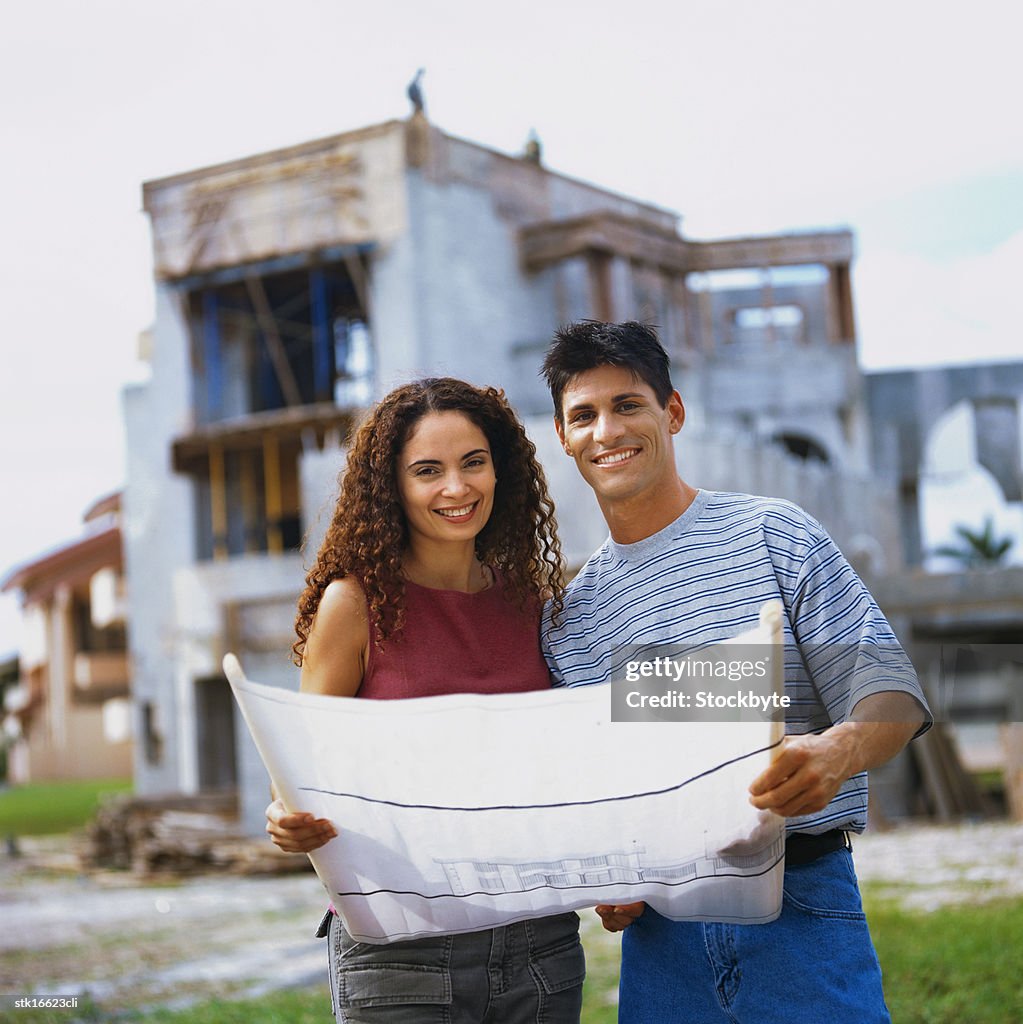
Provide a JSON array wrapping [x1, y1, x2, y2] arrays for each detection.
[[201, 290, 222, 421], [309, 267, 332, 401]]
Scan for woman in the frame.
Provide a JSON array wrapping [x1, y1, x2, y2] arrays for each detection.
[[265, 377, 584, 1023]]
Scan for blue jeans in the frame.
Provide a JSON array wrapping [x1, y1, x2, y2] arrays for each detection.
[[325, 911, 585, 1023], [619, 848, 890, 1023]]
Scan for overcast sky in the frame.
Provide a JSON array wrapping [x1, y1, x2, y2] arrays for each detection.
[[2, 0, 1022, 653]]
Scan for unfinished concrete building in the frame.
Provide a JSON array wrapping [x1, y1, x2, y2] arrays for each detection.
[[126, 115, 911, 832], [865, 364, 1023, 814]]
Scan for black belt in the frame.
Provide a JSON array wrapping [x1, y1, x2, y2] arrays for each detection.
[[785, 829, 851, 866]]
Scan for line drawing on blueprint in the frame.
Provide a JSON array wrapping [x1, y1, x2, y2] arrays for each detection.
[[296, 740, 780, 812], [437, 836, 786, 899], [299, 742, 785, 903]]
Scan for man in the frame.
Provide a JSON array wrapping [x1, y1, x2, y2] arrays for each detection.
[[539, 320, 930, 1023]]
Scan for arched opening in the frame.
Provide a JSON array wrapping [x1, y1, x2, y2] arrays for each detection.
[[773, 433, 830, 464], [920, 400, 1023, 572]]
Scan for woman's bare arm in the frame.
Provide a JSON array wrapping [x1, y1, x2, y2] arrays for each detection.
[[266, 578, 370, 853]]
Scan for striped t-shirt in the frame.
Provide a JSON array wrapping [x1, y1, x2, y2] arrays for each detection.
[[541, 489, 931, 836]]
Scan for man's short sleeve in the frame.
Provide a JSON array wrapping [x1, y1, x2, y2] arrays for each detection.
[[790, 525, 932, 733]]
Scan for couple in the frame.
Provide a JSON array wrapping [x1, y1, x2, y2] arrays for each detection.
[[267, 321, 930, 1023]]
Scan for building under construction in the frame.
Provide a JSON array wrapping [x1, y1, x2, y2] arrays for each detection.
[[124, 113, 1023, 833]]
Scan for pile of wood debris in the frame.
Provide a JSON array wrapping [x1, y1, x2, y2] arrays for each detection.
[[82, 791, 312, 877]]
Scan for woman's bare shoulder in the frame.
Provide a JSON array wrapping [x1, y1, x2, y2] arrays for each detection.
[[317, 575, 368, 623], [302, 576, 369, 697]]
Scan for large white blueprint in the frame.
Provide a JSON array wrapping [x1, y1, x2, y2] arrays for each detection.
[[225, 606, 786, 943]]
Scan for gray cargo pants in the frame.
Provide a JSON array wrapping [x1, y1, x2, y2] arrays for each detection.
[[323, 911, 585, 1023]]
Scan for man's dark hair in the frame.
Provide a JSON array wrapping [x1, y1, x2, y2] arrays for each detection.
[[541, 321, 674, 422]]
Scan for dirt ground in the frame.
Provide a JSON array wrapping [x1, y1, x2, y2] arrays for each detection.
[[2, 838, 329, 1014], [4, 821, 1022, 1015]]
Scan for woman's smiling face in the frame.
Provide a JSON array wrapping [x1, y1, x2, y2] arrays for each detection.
[[397, 410, 497, 548]]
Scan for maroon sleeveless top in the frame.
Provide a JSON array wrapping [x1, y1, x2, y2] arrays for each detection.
[[358, 578, 551, 699]]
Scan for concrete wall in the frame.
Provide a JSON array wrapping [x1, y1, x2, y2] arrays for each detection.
[[684, 277, 870, 475], [299, 438, 345, 563], [123, 285, 198, 796], [171, 554, 303, 834], [395, 129, 686, 416]]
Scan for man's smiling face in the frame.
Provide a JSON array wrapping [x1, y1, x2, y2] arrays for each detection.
[[555, 364, 684, 509]]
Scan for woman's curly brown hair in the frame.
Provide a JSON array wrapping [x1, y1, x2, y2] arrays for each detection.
[[293, 378, 564, 664]]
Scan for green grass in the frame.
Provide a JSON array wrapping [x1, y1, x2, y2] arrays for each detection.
[[3, 899, 1021, 1023], [868, 897, 1023, 1022], [136, 991, 328, 1023], [0, 778, 131, 836]]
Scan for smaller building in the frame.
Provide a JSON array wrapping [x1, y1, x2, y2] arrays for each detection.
[[1, 493, 132, 783]]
